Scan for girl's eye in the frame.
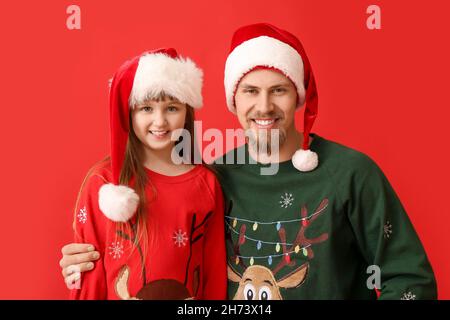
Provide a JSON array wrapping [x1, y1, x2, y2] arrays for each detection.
[[142, 106, 152, 112], [168, 106, 178, 112]]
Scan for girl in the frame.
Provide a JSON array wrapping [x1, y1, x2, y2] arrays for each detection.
[[69, 48, 227, 300]]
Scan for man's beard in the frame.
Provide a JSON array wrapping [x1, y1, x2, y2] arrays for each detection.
[[247, 127, 286, 156]]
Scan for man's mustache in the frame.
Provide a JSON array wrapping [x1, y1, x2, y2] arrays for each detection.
[[247, 111, 284, 119]]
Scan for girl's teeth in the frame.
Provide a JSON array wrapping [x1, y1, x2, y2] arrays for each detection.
[[151, 131, 168, 136], [255, 119, 275, 125]]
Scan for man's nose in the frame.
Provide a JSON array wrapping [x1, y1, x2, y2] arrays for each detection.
[[255, 91, 274, 114]]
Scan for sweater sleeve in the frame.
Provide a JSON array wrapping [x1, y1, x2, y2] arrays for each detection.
[[345, 156, 437, 300], [201, 177, 228, 300], [69, 173, 109, 300]]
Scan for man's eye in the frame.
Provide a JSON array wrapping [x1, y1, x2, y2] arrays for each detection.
[[245, 89, 257, 94], [273, 88, 286, 94]]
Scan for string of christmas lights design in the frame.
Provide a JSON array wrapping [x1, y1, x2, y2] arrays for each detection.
[[225, 201, 327, 230], [225, 201, 328, 266], [226, 220, 312, 265]]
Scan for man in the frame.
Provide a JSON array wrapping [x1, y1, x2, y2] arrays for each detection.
[[60, 23, 437, 299]]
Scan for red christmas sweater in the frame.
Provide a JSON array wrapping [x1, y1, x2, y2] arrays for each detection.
[[69, 162, 227, 300]]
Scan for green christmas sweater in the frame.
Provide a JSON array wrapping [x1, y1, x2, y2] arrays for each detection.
[[214, 133, 437, 300]]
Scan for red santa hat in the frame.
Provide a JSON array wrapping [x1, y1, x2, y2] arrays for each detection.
[[224, 23, 319, 172], [99, 48, 204, 222]]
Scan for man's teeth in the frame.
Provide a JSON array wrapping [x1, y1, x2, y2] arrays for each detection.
[[254, 119, 275, 126]]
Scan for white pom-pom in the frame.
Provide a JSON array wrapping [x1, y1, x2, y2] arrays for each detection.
[[98, 184, 139, 222], [292, 149, 319, 172]]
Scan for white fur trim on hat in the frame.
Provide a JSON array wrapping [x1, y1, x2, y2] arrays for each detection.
[[98, 184, 139, 222], [292, 149, 318, 172], [130, 53, 203, 108], [224, 36, 305, 112]]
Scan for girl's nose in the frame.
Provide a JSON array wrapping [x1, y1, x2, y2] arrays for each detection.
[[152, 111, 167, 127]]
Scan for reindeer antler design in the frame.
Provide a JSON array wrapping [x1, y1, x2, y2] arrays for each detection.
[[226, 200, 248, 269], [297, 199, 329, 258], [272, 198, 329, 275], [116, 222, 147, 286]]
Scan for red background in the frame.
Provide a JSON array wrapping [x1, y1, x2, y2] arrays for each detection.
[[0, 0, 448, 299]]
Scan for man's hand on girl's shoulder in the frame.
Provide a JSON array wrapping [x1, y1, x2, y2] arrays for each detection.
[[59, 243, 99, 289]]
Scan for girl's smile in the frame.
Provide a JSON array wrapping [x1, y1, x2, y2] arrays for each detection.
[[149, 130, 170, 139], [131, 97, 188, 153]]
